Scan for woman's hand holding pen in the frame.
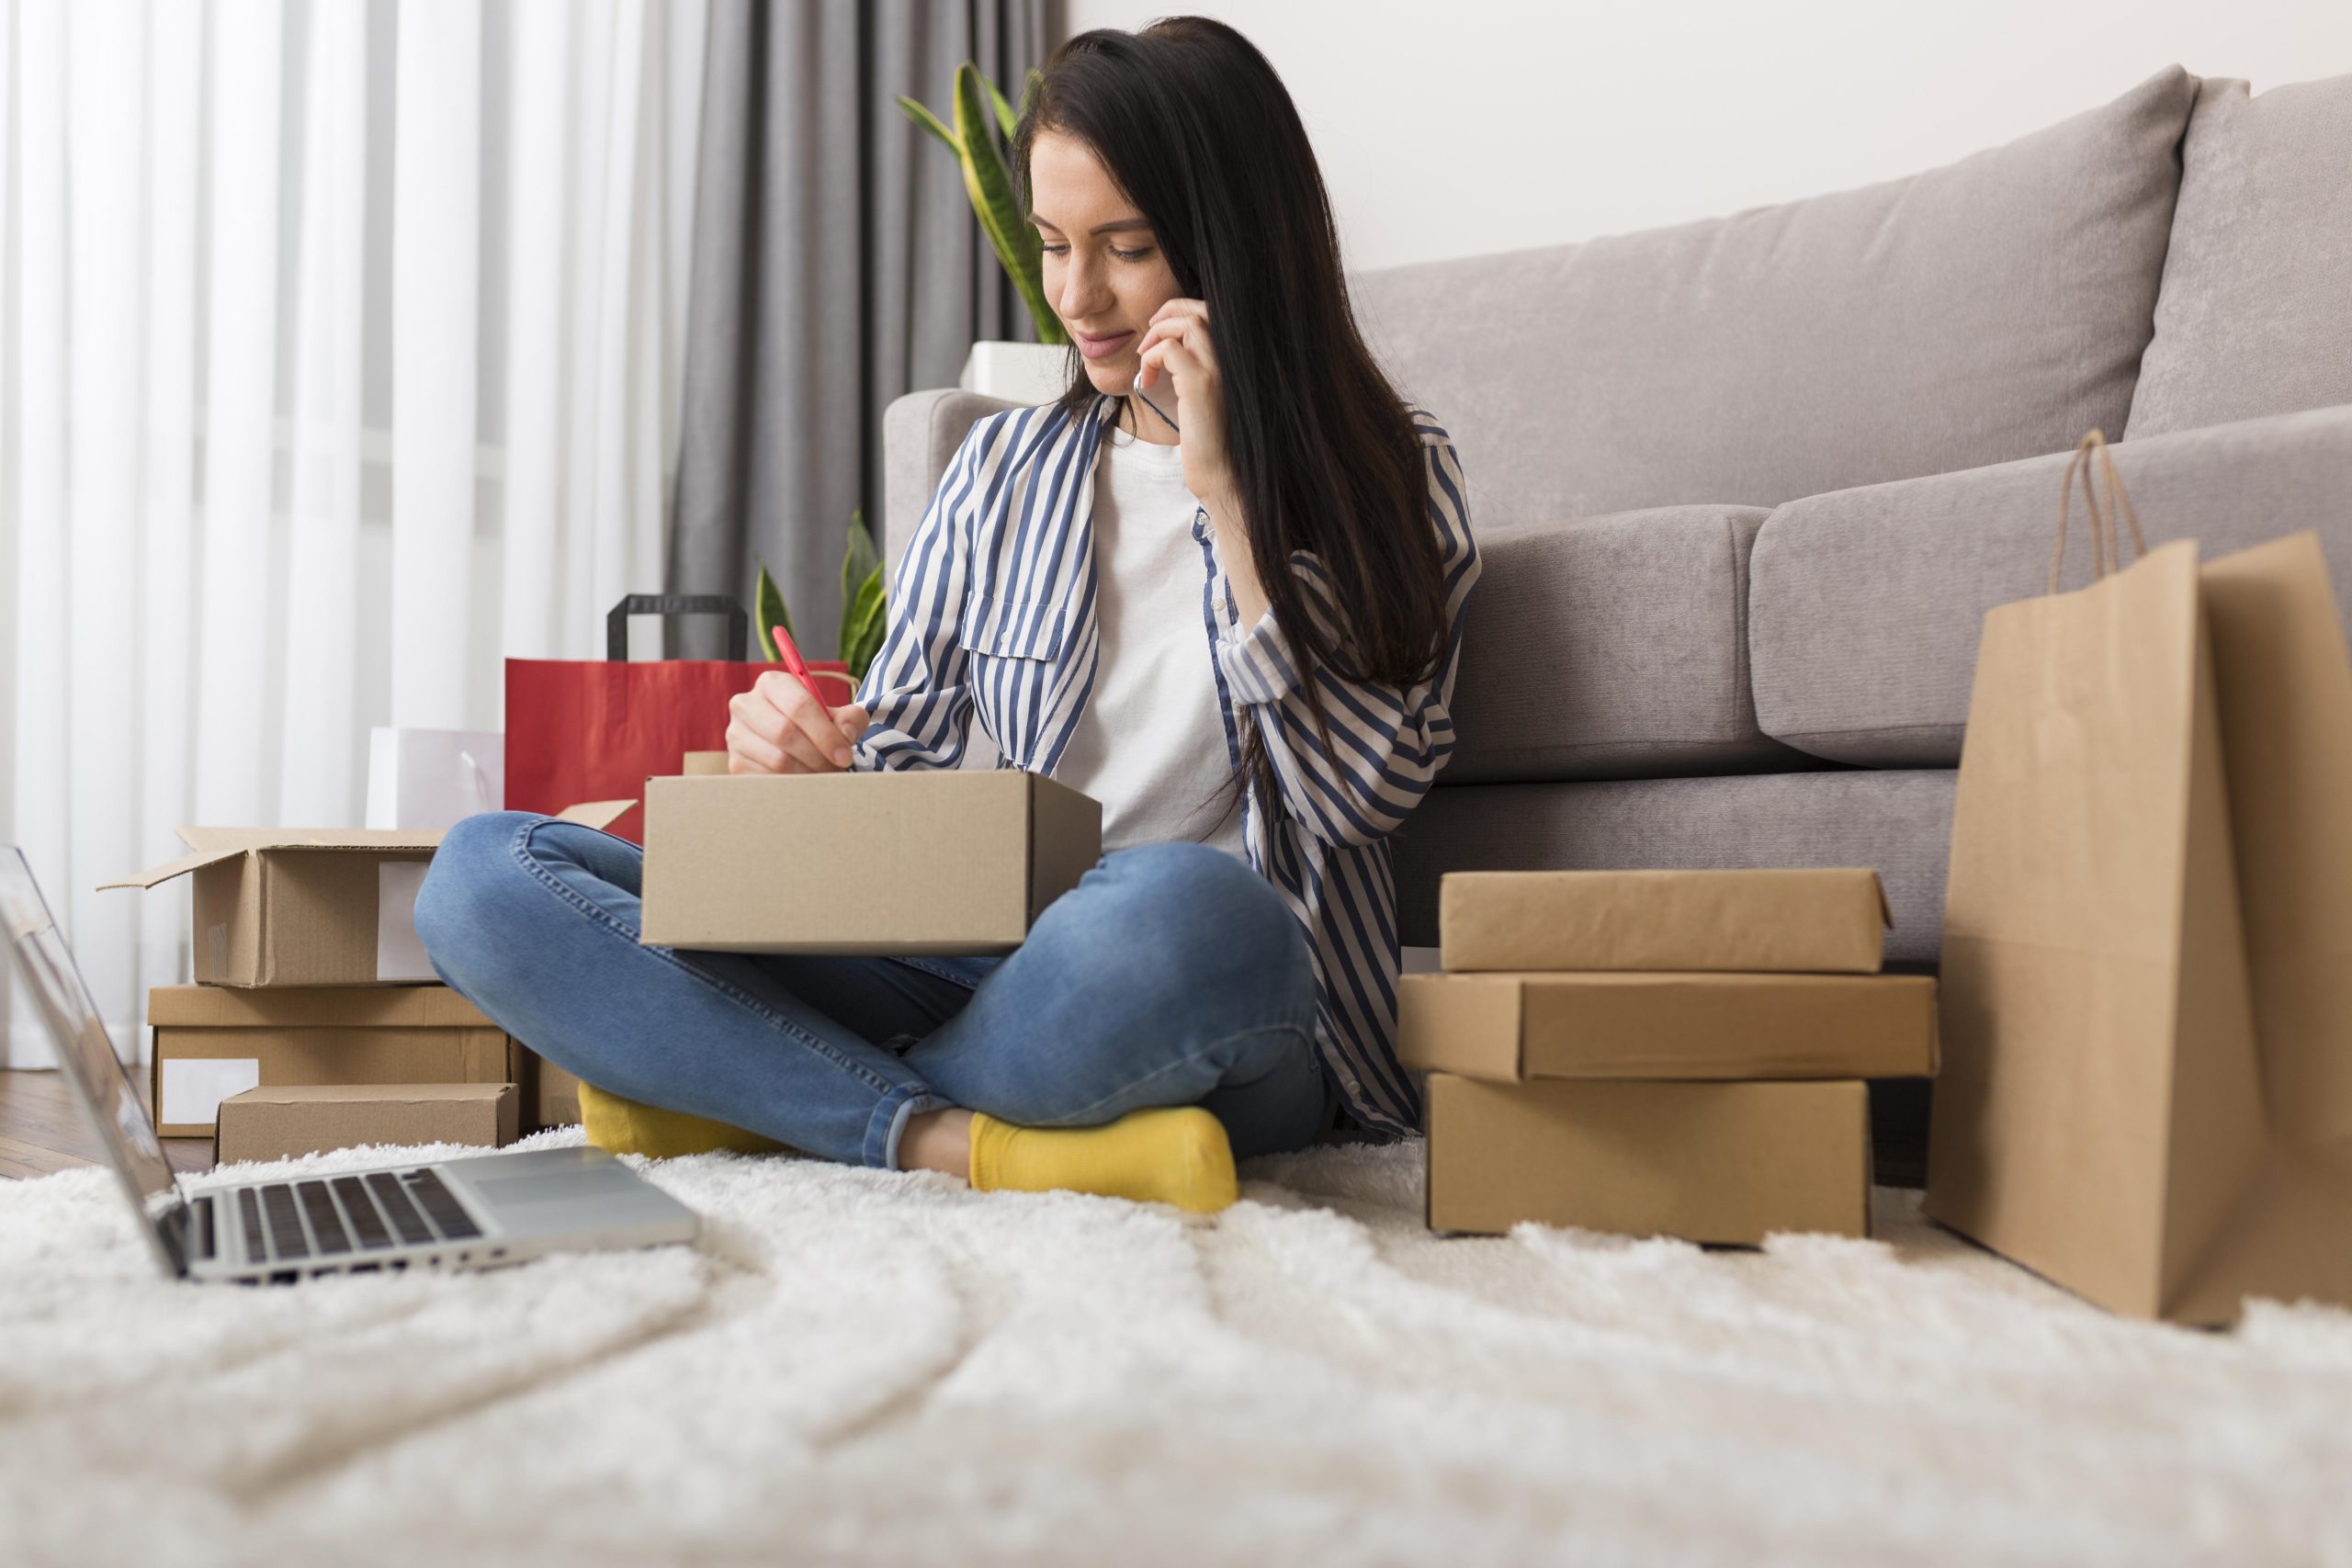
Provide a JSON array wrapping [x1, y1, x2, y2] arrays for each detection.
[[728, 672, 867, 774]]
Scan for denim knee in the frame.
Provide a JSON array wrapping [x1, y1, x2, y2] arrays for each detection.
[[413, 810, 539, 981], [1106, 842, 1314, 1028]]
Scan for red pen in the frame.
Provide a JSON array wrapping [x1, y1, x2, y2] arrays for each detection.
[[765, 618, 831, 710]]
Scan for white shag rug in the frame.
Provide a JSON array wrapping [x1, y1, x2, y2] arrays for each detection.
[[5, 1130, 2350, 1568]]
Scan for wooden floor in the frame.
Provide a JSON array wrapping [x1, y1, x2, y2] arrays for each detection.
[[0, 1068, 215, 1180]]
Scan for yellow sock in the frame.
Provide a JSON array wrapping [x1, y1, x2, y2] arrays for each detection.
[[576, 1078, 791, 1160], [967, 1105, 1238, 1214]]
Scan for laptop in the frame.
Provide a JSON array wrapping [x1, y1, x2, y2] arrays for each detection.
[[2, 845, 698, 1284]]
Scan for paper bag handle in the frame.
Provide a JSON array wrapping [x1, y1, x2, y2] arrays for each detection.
[[605, 594, 749, 661], [2048, 430, 2152, 594]]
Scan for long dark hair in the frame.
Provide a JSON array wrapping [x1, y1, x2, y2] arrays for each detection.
[[1011, 17, 1450, 838]]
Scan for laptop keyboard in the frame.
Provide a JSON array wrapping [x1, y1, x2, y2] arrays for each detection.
[[232, 1167, 483, 1269]]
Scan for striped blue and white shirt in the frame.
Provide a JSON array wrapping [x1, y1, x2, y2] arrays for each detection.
[[853, 389, 1481, 1136]]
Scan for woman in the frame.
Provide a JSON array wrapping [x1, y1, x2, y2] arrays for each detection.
[[414, 17, 1479, 1214]]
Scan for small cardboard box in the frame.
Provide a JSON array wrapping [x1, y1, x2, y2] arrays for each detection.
[[1397, 971, 1938, 1081], [639, 771, 1102, 954], [1426, 1074, 1872, 1242], [215, 1082, 518, 1164], [101, 800, 633, 987], [681, 750, 732, 776], [147, 984, 527, 1137], [536, 1058, 583, 1127], [1438, 868, 1892, 974]]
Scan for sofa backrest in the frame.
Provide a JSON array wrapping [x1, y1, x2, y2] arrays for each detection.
[[1348, 66, 2196, 528], [2125, 72, 2352, 440]]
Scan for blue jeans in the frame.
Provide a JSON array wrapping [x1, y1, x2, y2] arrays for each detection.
[[413, 812, 1336, 1172]]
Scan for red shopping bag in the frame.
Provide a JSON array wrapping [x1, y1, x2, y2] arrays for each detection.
[[504, 594, 854, 843]]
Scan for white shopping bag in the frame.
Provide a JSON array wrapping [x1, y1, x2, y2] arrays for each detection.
[[365, 728, 504, 832]]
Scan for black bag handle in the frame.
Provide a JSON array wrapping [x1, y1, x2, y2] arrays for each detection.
[[606, 594, 750, 661]]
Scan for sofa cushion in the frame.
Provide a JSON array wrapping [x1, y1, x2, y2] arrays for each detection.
[[1445, 505, 1811, 784], [2125, 73, 2352, 440], [1350, 67, 2194, 526], [1747, 405, 2352, 767], [1394, 772, 1956, 965]]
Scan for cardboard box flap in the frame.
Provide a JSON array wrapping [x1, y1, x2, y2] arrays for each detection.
[[551, 798, 635, 830], [175, 826, 447, 854], [106, 801, 634, 894], [97, 841, 259, 891]]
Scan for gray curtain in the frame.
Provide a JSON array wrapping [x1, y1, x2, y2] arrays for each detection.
[[666, 0, 1051, 660]]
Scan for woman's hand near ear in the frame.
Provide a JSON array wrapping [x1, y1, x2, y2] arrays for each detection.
[[1134, 298, 1237, 513]]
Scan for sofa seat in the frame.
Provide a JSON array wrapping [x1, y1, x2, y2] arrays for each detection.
[[1393, 771, 1957, 965], [1747, 403, 2352, 767], [1445, 503, 1816, 783]]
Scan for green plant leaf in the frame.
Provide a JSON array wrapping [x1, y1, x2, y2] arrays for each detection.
[[987, 72, 1019, 141], [842, 565, 888, 682], [954, 62, 1065, 348], [840, 508, 880, 632], [896, 94, 960, 155], [754, 561, 794, 661]]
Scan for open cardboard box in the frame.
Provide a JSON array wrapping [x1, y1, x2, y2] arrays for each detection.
[[639, 771, 1101, 955], [102, 800, 634, 987]]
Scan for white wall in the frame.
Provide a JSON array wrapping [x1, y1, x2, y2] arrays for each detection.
[[1059, 0, 2352, 273]]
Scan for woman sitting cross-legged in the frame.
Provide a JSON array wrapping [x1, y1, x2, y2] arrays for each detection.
[[413, 16, 1480, 1213]]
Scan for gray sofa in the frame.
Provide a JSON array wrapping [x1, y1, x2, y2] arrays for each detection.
[[883, 63, 2352, 980]]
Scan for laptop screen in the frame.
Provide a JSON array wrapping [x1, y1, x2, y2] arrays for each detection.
[[2, 847, 184, 1274]]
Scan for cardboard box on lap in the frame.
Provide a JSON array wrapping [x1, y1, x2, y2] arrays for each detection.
[[215, 1082, 518, 1165], [1437, 868, 1892, 974], [1426, 1074, 1873, 1242], [147, 984, 528, 1137], [101, 801, 634, 987], [1397, 971, 1939, 1082], [639, 771, 1102, 955]]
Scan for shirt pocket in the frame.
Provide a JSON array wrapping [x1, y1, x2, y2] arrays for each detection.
[[957, 591, 1066, 662]]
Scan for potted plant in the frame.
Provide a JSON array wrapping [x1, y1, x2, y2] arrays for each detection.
[[753, 510, 888, 708], [899, 63, 1070, 404]]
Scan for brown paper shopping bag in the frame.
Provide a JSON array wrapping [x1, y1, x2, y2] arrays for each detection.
[[1926, 432, 2352, 1324]]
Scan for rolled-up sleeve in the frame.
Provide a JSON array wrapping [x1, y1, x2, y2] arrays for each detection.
[[1216, 422, 1480, 847]]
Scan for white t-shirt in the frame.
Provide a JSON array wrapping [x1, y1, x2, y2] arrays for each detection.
[[1051, 420, 1250, 859]]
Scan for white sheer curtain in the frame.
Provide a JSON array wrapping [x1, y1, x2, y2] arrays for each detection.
[[1, 0, 710, 1067]]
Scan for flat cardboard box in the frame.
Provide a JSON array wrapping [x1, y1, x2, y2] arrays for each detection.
[[639, 771, 1102, 954], [1426, 1074, 1872, 1242], [1397, 971, 1938, 1081], [101, 800, 634, 987], [147, 984, 527, 1137], [1439, 868, 1892, 973], [214, 1081, 518, 1164]]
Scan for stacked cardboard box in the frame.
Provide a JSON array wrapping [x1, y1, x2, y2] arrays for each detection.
[[106, 802, 631, 1157], [1399, 870, 1939, 1244]]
